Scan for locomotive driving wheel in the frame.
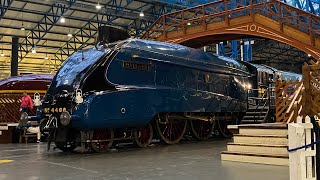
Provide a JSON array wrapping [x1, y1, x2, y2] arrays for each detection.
[[53, 129, 78, 152], [155, 114, 187, 145], [189, 120, 214, 141], [54, 141, 77, 152], [217, 117, 233, 138], [134, 123, 153, 148], [89, 129, 114, 153]]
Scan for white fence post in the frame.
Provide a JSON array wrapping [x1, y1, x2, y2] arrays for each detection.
[[289, 116, 317, 180]]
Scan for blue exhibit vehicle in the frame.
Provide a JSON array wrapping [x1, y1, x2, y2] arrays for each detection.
[[30, 27, 301, 152]]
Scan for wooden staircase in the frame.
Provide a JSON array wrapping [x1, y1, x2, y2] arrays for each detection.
[[241, 85, 274, 124], [221, 123, 289, 166], [241, 107, 269, 124]]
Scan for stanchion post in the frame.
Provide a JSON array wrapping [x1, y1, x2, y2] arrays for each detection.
[[310, 115, 319, 180]]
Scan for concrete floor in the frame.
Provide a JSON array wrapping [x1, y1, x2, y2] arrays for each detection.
[[0, 139, 289, 180]]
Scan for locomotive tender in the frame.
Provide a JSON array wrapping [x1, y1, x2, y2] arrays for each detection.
[[31, 38, 300, 152]]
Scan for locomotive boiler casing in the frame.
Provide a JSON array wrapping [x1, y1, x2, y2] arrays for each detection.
[[42, 39, 251, 130]]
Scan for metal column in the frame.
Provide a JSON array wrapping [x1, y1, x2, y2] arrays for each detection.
[[11, 36, 18, 77]]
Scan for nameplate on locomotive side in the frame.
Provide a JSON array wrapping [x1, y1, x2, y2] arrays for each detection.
[[122, 61, 151, 71]]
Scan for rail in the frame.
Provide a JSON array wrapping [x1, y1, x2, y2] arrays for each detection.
[[275, 79, 303, 123], [302, 60, 320, 117], [248, 87, 271, 122]]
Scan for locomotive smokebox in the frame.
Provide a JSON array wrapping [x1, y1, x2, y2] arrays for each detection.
[[97, 26, 130, 44]]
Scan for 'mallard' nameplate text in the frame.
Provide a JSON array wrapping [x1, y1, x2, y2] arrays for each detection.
[[123, 61, 151, 71]]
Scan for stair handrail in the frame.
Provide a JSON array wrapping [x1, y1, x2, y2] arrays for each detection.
[[285, 83, 303, 114], [283, 83, 303, 123], [253, 87, 270, 123]]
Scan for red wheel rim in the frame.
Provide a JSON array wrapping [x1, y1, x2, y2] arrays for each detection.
[[91, 129, 113, 152], [137, 126, 151, 144], [135, 123, 153, 148]]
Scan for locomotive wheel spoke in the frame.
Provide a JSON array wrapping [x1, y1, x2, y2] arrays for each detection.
[[217, 119, 233, 138], [155, 115, 187, 145], [90, 129, 114, 153], [134, 123, 153, 148], [190, 120, 214, 141]]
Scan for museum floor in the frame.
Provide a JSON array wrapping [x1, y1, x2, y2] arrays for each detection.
[[0, 139, 288, 180]]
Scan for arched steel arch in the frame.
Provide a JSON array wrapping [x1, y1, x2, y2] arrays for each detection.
[[142, 0, 320, 60]]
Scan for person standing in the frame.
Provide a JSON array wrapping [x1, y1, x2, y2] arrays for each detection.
[[19, 92, 41, 142], [20, 91, 33, 114]]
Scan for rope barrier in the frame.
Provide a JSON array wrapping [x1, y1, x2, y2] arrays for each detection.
[[288, 139, 320, 152]]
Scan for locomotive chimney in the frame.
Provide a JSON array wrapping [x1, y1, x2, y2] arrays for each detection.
[[97, 26, 130, 44]]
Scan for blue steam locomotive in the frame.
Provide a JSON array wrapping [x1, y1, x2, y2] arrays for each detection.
[[27, 38, 300, 152]]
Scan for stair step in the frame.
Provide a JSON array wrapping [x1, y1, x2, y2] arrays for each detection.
[[233, 134, 288, 146], [227, 143, 288, 155], [228, 123, 287, 130], [227, 125, 239, 135], [236, 123, 287, 129], [242, 116, 265, 120], [248, 107, 268, 110], [247, 108, 269, 111], [239, 128, 287, 136], [227, 123, 287, 134], [240, 120, 265, 124], [0, 126, 8, 131], [221, 151, 288, 166], [245, 111, 268, 115]]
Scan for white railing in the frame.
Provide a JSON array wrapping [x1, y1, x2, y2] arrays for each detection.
[[289, 116, 317, 180]]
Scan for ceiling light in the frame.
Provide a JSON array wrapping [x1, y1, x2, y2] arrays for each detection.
[[67, 33, 73, 37], [45, 56, 48, 60], [60, 17, 65, 23], [139, 12, 144, 17], [96, 3, 102, 9], [187, 22, 191, 26], [31, 48, 36, 53], [308, 54, 312, 57], [0, 53, 4, 57]]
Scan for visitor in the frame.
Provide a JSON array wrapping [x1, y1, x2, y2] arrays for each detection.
[[20, 91, 33, 114], [19, 92, 40, 143]]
